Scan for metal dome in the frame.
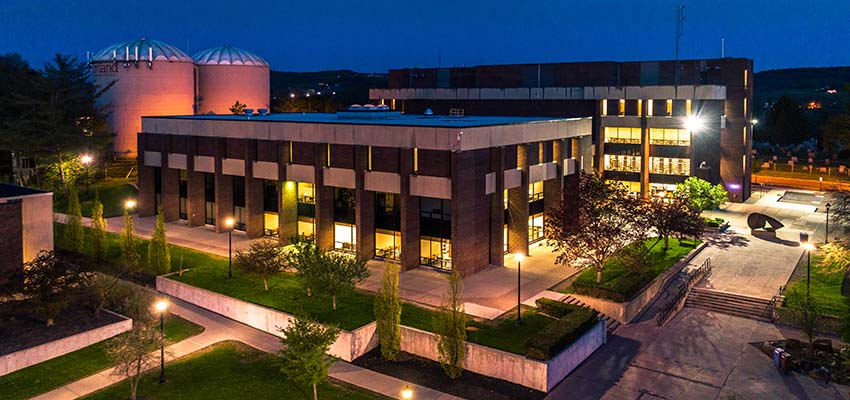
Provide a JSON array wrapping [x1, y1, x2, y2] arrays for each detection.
[[92, 38, 193, 63], [193, 45, 269, 67]]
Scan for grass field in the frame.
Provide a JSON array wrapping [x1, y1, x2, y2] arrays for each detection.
[[785, 253, 847, 317], [80, 341, 385, 400], [0, 316, 203, 400], [54, 179, 138, 218]]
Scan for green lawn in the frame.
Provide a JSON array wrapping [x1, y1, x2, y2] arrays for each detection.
[[566, 237, 700, 302], [80, 341, 385, 400], [754, 167, 850, 183], [785, 253, 847, 317], [54, 179, 137, 218], [0, 316, 203, 400]]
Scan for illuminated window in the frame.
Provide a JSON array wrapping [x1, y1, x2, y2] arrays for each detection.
[[743, 127, 747, 144], [334, 222, 356, 253], [296, 182, 315, 204], [665, 99, 673, 117], [367, 145, 373, 170], [503, 189, 508, 210], [649, 128, 690, 146], [288, 141, 293, 162], [375, 229, 401, 260], [504, 224, 508, 253], [744, 97, 747, 117], [743, 155, 747, 173], [529, 181, 544, 201], [604, 154, 642, 173], [618, 99, 625, 117], [297, 216, 314, 241], [685, 99, 692, 116], [413, 147, 419, 174], [529, 213, 544, 243], [608, 180, 641, 194], [601, 99, 608, 117], [391, 98, 396, 110], [604, 127, 641, 144], [420, 236, 451, 270], [637, 99, 643, 116], [744, 69, 748, 87], [326, 144, 331, 167], [649, 157, 690, 176], [647, 99, 654, 117]]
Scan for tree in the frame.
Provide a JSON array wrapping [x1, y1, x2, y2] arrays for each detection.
[[108, 325, 163, 400], [764, 95, 808, 146], [783, 286, 823, 354], [277, 317, 340, 400], [87, 273, 124, 319], [229, 100, 247, 115], [22, 250, 84, 326], [283, 240, 324, 297], [822, 84, 850, 154], [545, 172, 649, 283], [89, 194, 108, 269], [120, 208, 142, 274], [234, 239, 283, 291], [147, 209, 171, 276], [675, 176, 728, 212], [374, 261, 401, 360], [434, 270, 466, 379], [65, 185, 84, 253], [646, 194, 704, 251], [320, 251, 369, 310]]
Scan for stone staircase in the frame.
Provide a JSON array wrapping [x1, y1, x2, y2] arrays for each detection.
[[562, 295, 621, 333], [684, 287, 774, 322]]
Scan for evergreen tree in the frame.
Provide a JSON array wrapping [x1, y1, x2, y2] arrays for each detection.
[[89, 192, 108, 268], [374, 261, 401, 360], [434, 270, 466, 379], [65, 185, 84, 253], [120, 208, 141, 274], [147, 209, 171, 276]]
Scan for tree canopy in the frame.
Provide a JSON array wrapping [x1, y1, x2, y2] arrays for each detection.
[[763, 95, 808, 146], [675, 177, 728, 212]]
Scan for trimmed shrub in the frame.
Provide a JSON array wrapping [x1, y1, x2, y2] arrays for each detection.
[[572, 273, 654, 303], [525, 308, 598, 360], [535, 298, 582, 319]]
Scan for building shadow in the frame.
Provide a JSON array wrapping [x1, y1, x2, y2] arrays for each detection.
[[545, 334, 642, 400]]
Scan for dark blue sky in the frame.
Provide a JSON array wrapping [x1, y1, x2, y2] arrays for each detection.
[[1, 0, 848, 72]]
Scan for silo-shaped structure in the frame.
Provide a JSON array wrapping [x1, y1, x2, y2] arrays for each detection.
[[91, 38, 195, 157], [194, 45, 270, 115]]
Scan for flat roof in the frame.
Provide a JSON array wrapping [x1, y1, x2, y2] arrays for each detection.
[[150, 112, 576, 128], [0, 183, 49, 199]]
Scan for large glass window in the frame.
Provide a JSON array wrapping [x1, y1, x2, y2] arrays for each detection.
[[375, 229, 401, 260], [609, 180, 641, 194], [204, 173, 215, 225], [420, 197, 451, 270], [178, 170, 187, 220], [649, 157, 691, 176], [263, 180, 278, 237], [334, 222, 356, 253], [529, 213, 544, 243], [529, 181, 544, 202], [649, 128, 690, 146], [334, 188, 356, 225], [603, 127, 641, 144], [297, 216, 314, 241], [232, 176, 246, 231], [604, 155, 642, 173], [375, 193, 401, 260], [420, 236, 451, 271], [297, 182, 315, 204]]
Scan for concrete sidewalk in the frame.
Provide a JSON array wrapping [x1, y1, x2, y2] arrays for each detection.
[[33, 296, 462, 400]]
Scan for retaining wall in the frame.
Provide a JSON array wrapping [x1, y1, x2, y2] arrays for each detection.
[[156, 276, 377, 361], [0, 310, 132, 376], [399, 320, 606, 392], [572, 242, 707, 324]]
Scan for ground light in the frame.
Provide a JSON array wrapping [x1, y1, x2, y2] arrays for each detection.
[[515, 252, 524, 325], [155, 300, 169, 384], [225, 217, 235, 278], [401, 386, 413, 399]]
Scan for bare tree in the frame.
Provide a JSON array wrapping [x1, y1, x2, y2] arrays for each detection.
[[108, 325, 164, 400]]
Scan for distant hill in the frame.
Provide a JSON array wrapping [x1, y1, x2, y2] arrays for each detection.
[[270, 70, 387, 107]]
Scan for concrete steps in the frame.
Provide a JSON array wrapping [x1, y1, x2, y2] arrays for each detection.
[[562, 295, 621, 333], [685, 287, 774, 322]]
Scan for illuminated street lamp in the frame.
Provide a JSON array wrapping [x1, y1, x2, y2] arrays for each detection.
[[825, 203, 832, 244], [401, 386, 413, 399], [124, 199, 136, 210], [751, 119, 759, 126], [154, 300, 168, 384], [515, 252, 524, 325], [800, 233, 815, 298], [80, 154, 94, 193], [225, 217, 235, 278]]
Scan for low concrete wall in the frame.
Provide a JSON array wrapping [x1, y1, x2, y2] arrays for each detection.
[[0, 310, 132, 376], [399, 320, 606, 392], [572, 242, 707, 324], [157, 276, 377, 361]]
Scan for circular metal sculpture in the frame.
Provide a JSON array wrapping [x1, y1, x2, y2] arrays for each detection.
[[747, 212, 785, 231]]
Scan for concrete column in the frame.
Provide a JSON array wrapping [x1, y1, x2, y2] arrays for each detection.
[[278, 141, 298, 244], [214, 139, 233, 233], [315, 145, 334, 250], [489, 147, 505, 267], [186, 139, 205, 227], [399, 148, 420, 271], [161, 136, 180, 222], [355, 146, 375, 258], [137, 133, 155, 218], [451, 149, 491, 277], [244, 140, 264, 239], [507, 144, 529, 256]]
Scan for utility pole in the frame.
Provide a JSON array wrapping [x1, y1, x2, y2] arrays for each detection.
[[675, 5, 685, 97]]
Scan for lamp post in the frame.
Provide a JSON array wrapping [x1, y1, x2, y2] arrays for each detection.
[[800, 232, 814, 299], [125, 199, 136, 210], [155, 300, 168, 384], [826, 202, 832, 244], [225, 217, 235, 278], [80, 154, 93, 193], [515, 252, 523, 325]]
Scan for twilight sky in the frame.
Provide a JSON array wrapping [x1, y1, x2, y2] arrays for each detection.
[[1, 0, 848, 72]]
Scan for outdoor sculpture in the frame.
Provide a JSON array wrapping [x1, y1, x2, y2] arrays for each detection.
[[747, 213, 785, 231]]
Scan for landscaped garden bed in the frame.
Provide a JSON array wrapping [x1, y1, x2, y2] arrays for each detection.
[[80, 341, 385, 400], [0, 315, 202, 400], [760, 338, 850, 385], [0, 302, 123, 356]]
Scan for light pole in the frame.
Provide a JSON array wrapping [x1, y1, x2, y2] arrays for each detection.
[[800, 232, 814, 299], [225, 217, 235, 278], [155, 300, 168, 384], [515, 252, 523, 325], [80, 154, 93, 193], [826, 202, 832, 244]]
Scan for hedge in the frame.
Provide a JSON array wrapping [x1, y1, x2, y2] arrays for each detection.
[[524, 308, 598, 360], [572, 273, 653, 303], [535, 298, 582, 319]]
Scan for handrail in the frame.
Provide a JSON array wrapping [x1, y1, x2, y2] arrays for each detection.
[[764, 285, 785, 321], [656, 258, 712, 326]]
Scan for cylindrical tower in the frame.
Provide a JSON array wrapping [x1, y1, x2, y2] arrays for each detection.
[[194, 45, 270, 115], [90, 38, 195, 157]]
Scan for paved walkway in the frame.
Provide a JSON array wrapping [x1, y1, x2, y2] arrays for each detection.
[[33, 297, 461, 400]]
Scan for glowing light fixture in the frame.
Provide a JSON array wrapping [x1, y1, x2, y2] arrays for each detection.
[[125, 199, 137, 209], [684, 115, 705, 132], [155, 300, 168, 313], [401, 387, 413, 399], [751, 119, 759, 125], [80, 154, 94, 165], [802, 243, 815, 251], [225, 217, 235, 228]]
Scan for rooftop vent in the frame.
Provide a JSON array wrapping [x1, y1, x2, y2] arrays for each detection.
[[257, 108, 268, 116], [243, 108, 254, 116], [424, 108, 434, 116]]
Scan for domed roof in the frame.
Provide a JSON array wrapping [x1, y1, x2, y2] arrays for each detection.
[[92, 38, 193, 63], [193, 45, 269, 67]]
